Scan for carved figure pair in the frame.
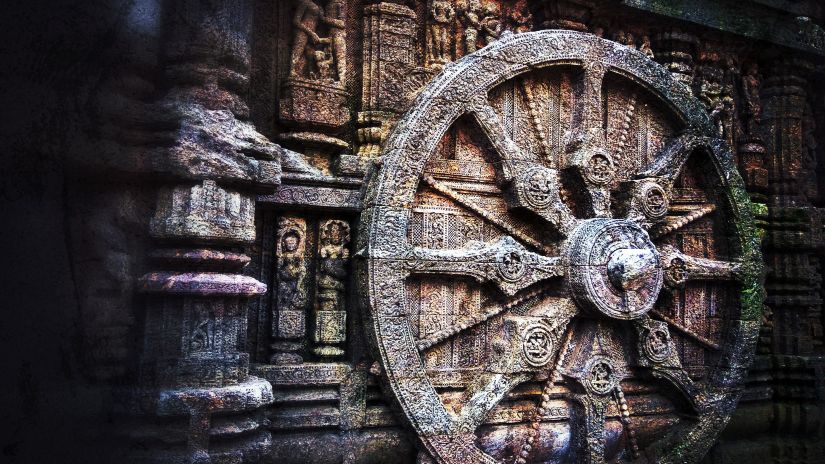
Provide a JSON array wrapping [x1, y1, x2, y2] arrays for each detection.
[[290, 0, 346, 82], [458, 0, 500, 54]]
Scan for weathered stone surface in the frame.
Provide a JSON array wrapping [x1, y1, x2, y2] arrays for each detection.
[[6, 1, 825, 464]]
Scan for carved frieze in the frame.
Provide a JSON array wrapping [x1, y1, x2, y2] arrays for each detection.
[[248, 3, 825, 464]]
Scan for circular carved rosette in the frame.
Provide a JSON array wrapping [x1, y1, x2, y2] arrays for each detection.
[[522, 323, 555, 368], [643, 327, 673, 363], [583, 356, 619, 395], [358, 31, 763, 464]]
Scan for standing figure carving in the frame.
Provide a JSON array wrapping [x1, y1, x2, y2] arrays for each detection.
[[640, 34, 654, 59], [313, 219, 351, 357], [323, 0, 347, 83], [271, 217, 308, 364], [478, 3, 501, 48], [428, 0, 455, 66], [697, 65, 734, 138], [289, 0, 328, 79], [741, 62, 762, 138], [458, 0, 482, 54]]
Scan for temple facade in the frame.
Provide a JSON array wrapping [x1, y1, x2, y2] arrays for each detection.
[[2, 1, 825, 463]]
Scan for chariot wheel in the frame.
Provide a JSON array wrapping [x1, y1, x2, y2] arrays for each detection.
[[357, 30, 762, 464]]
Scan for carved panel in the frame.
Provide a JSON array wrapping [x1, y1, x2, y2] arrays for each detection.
[[271, 216, 309, 364], [313, 219, 352, 358]]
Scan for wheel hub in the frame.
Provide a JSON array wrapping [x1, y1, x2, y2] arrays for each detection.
[[566, 219, 663, 320]]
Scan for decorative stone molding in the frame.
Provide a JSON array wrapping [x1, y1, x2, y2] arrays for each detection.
[[150, 180, 256, 244]]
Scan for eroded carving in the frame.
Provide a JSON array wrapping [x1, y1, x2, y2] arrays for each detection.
[[313, 219, 351, 358], [427, 0, 455, 67], [290, 0, 327, 79], [271, 216, 309, 364]]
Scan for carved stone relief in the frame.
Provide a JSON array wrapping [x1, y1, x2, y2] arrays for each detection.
[[288, 0, 346, 83], [359, 30, 762, 464], [279, 0, 351, 174], [427, 0, 456, 68], [15, 0, 825, 463], [271, 216, 309, 364], [313, 219, 351, 358]]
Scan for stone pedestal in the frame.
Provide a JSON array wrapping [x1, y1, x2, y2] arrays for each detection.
[[279, 77, 350, 131]]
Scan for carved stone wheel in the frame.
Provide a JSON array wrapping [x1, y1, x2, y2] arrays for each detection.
[[357, 30, 762, 464]]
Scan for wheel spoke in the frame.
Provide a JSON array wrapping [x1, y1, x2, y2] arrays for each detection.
[[574, 62, 608, 137], [565, 62, 614, 218], [454, 372, 532, 434], [421, 174, 553, 253], [507, 165, 578, 236], [467, 98, 533, 180], [467, 101, 578, 235], [649, 309, 722, 351], [452, 300, 578, 434], [402, 236, 562, 296], [637, 132, 718, 187], [416, 287, 549, 351], [633, 317, 709, 414], [571, 394, 610, 464], [660, 245, 741, 288]]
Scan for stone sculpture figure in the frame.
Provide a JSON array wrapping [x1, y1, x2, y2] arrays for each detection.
[[428, 0, 455, 65], [741, 62, 762, 137], [313, 219, 351, 357], [478, 3, 501, 48], [323, 0, 347, 83], [640, 34, 654, 58], [311, 48, 334, 80], [458, 0, 482, 54], [278, 230, 306, 311], [507, 5, 533, 33], [271, 217, 308, 364], [289, 0, 328, 78], [698, 66, 734, 137]]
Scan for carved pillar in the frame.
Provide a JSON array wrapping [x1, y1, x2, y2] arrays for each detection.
[[738, 61, 769, 198], [134, 1, 278, 462], [763, 58, 815, 205], [761, 57, 824, 356], [348, 2, 418, 174]]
